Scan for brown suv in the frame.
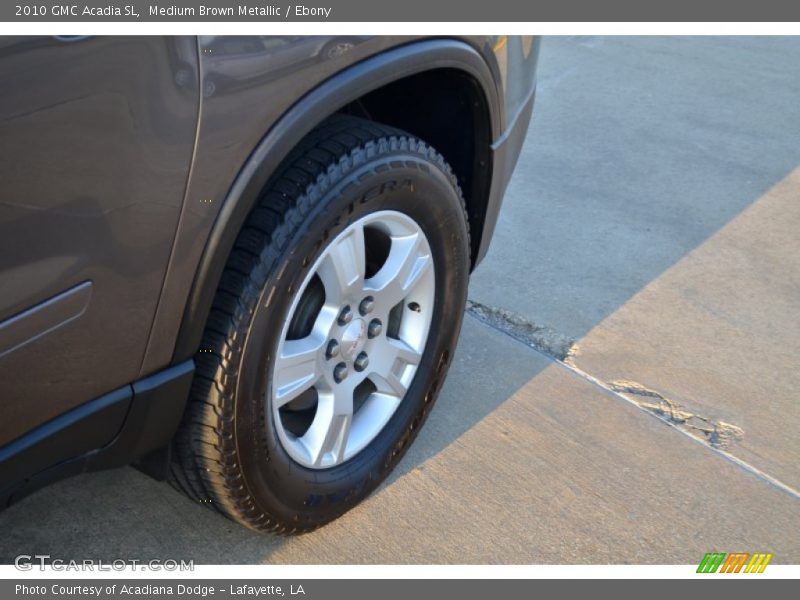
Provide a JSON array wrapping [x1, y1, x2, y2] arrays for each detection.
[[0, 35, 539, 532]]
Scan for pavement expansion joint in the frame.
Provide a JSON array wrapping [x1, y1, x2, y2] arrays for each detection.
[[465, 300, 578, 362], [464, 299, 800, 502]]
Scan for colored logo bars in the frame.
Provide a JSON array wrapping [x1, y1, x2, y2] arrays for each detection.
[[697, 552, 773, 573]]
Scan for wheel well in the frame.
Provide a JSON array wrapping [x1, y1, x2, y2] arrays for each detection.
[[338, 68, 493, 266], [172, 42, 500, 363]]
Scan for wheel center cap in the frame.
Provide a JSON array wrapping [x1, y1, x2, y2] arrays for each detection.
[[340, 318, 367, 359]]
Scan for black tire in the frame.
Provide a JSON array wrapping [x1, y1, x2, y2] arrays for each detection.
[[170, 115, 470, 533]]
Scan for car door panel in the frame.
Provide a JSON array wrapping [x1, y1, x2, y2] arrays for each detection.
[[0, 36, 199, 445]]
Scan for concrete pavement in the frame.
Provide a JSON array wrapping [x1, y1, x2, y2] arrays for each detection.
[[1, 37, 799, 563], [1, 317, 798, 563], [471, 36, 800, 497]]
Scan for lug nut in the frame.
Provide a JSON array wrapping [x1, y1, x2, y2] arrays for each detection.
[[359, 296, 375, 316], [354, 352, 369, 372], [326, 339, 340, 359], [368, 319, 382, 338], [333, 362, 348, 383], [338, 305, 353, 325]]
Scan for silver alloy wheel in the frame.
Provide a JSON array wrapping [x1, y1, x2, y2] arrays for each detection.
[[271, 210, 436, 469]]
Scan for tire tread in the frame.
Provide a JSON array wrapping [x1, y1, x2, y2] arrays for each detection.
[[170, 115, 468, 533]]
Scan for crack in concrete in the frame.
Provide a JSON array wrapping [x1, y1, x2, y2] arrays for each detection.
[[465, 300, 743, 450], [464, 299, 800, 500], [608, 380, 744, 450], [466, 300, 578, 362]]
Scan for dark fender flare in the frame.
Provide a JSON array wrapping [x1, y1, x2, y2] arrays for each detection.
[[172, 39, 503, 363]]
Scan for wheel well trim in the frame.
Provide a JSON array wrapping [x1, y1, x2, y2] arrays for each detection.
[[172, 39, 502, 362]]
